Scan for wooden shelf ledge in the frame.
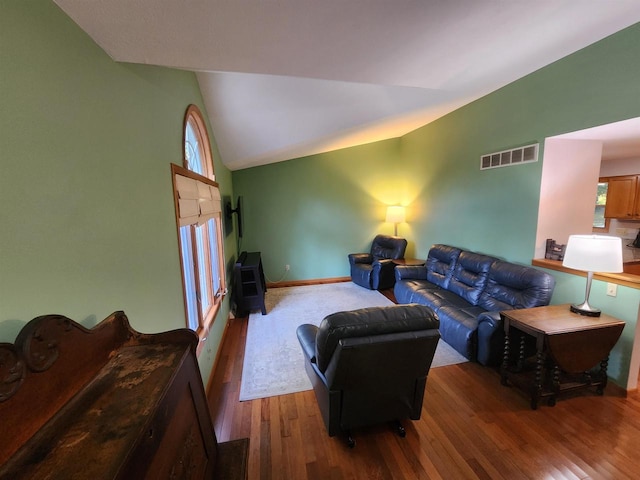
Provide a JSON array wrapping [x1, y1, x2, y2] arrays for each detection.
[[532, 258, 640, 290]]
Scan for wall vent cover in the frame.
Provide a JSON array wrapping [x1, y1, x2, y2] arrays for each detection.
[[480, 143, 539, 170]]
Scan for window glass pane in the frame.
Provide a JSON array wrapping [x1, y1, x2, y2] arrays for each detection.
[[594, 182, 608, 228], [179, 226, 199, 331], [593, 205, 606, 228], [195, 224, 211, 315], [185, 120, 205, 176], [208, 219, 221, 295]]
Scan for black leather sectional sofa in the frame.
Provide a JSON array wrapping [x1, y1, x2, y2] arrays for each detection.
[[393, 244, 556, 366]]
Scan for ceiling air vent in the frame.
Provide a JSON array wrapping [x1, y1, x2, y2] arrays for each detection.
[[480, 143, 539, 170]]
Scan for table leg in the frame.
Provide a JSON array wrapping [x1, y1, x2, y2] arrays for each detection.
[[597, 355, 610, 395], [501, 329, 510, 386], [548, 365, 560, 406], [517, 333, 526, 371], [531, 350, 545, 410]]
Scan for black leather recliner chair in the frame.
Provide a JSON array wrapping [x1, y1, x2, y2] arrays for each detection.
[[348, 234, 408, 290], [296, 304, 440, 447]]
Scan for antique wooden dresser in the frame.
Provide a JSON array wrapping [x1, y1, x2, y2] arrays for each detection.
[[0, 311, 247, 479]]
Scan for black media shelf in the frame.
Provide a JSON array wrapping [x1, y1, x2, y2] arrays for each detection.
[[234, 251, 267, 315]]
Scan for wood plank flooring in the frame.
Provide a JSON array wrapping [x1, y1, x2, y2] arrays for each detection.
[[207, 309, 640, 479]]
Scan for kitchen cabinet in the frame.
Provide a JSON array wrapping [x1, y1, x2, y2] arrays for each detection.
[[623, 261, 640, 275], [603, 175, 640, 219]]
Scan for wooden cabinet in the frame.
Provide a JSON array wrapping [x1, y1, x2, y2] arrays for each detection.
[[623, 261, 640, 275], [603, 174, 640, 219], [0, 312, 248, 479]]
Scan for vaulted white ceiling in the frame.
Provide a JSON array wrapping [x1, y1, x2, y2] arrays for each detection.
[[54, 0, 640, 170]]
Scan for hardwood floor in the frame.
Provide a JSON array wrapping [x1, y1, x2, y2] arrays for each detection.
[[207, 313, 640, 479]]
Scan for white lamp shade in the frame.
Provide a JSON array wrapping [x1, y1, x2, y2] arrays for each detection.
[[385, 206, 406, 224], [562, 235, 623, 273]]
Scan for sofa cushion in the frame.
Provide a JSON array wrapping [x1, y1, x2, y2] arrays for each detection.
[[425, 244, 461, 289], [447, 251, 496, 306], [478, 260, 556, 311], [394, 279, 440, 304], [412, 288, 474, 312]]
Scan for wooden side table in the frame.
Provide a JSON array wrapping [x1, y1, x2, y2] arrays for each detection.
[[500, 304, 625, 409], [391, 258, 425, 266]]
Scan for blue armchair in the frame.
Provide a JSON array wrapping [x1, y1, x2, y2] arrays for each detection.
[[348, 234, 407, 290]]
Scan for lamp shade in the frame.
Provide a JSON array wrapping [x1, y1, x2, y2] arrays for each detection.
[[385, 206, 406, 224], [562, 235, 623, 273]]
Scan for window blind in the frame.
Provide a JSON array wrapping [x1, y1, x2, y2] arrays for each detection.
[[174, 172, 221, 227]]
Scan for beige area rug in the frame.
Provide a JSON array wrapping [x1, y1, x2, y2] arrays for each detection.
[[239, 282, 468, 401]]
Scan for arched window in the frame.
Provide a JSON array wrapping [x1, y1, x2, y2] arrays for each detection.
[[171, 105, 226, 340]]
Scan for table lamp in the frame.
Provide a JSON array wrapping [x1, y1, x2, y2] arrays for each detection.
[[562, 234, 623, 317]]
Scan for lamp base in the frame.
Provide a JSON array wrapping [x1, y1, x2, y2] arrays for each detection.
[[570, 304, 601, 317]]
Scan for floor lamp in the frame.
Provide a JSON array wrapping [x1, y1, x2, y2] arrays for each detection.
[[385, 206, 405, 236], [562, 234, 623, 317]]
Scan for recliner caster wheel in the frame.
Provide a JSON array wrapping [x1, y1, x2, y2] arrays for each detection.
[[398, 425, 406, 438], [347, 436, 356, 448]]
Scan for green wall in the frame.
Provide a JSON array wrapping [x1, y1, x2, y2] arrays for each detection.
[[0, 0, 236, 386], [233, 138, 404, 281], [233, 23, 640, 387]]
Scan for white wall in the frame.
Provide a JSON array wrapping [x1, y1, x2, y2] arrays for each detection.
[[535, 138, 603, 258], [600, 157, 640, 176]]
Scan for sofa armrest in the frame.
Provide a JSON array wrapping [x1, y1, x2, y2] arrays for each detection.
[[348, 253, 373, 265], [477, 310, 502, 328], [394, 265, 428, 281], [296, 324, 319, 363], [372, 257, 394, 268], [371, 258, 396, 289], [476, 311, 504, 366]]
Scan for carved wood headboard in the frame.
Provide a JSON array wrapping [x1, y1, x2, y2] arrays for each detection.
[[0, 312, 198, 466]]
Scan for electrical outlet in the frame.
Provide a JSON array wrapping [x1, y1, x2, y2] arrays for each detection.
[[616, 228, 627, 236], [285, 264, 290, 271], [606, 283, 617, 297]]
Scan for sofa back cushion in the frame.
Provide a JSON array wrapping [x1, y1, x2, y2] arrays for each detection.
[[478, 260, 556, 311], [425, 244, 461, 289], [447, 251, 496, 305]]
